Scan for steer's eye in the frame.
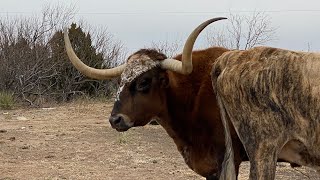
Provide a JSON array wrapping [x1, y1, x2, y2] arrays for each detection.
[[136, 78, 151, 92]]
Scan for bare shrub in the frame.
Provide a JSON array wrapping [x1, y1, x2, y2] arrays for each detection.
[[0, 5, 124, 106], [150, 39, 182, 58], [206, 12, 276, 50]]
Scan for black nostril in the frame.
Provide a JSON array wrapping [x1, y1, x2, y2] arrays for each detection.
[[114, 116, 122, 125], [109, 115, 123, 126]]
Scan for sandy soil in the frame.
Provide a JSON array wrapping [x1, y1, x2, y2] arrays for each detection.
[[0, 101, 319, 180]]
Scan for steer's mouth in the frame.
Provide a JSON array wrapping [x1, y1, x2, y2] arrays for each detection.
[[113, 126, 131, 132], [109, 121, 132, 132]]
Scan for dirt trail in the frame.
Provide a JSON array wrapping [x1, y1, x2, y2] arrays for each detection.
[[0, 102, 318, 179]]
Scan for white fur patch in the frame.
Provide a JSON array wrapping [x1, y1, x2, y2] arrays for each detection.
[[115, 55, 160, 101]]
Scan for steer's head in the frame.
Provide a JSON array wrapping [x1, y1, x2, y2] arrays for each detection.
[[64, 17, 226, 132], [110, 49, 169, 131]]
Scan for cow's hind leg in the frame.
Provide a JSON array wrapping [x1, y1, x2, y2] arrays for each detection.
[[245, 141, 280, 180]]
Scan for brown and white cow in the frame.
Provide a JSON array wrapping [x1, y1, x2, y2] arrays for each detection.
[[64, 18, 248, 179], [212, 47, 320, 180]]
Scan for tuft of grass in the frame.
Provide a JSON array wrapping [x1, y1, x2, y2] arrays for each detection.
[[118, 132, 130, 144], [0, 91, 15, 110]]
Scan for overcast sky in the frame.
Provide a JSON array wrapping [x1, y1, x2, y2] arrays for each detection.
[[1, 0, 320, 53]]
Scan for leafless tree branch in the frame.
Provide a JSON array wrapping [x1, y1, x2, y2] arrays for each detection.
[[206, 12, 277, 50]]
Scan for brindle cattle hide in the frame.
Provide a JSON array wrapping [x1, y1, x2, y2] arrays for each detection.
[[212, 46, 320, 180]]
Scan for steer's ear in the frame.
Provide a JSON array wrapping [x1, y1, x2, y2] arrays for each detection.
[[159, 72, 169, 88]]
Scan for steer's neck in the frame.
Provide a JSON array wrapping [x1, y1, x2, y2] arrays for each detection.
[[156, 87, 195, 148]]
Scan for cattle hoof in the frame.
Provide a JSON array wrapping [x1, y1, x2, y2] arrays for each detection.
[[206, 174, 218, 180]]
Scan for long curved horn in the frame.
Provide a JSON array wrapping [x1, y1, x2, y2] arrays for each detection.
[[160, 17, 227, 75], [63, 28, 126, 79]]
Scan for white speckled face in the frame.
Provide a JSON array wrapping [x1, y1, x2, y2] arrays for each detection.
[[115, 54, 160, 101]]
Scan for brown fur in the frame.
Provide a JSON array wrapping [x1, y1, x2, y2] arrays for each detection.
[[164, 47, 246, 177], [110, 47, 247, 179], [212, 46, 320, 179]]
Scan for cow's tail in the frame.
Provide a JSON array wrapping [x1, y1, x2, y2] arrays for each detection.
[[217, 96, 237, 180]]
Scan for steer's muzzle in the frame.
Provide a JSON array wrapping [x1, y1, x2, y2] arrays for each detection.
[[109, 114, 132, 132]]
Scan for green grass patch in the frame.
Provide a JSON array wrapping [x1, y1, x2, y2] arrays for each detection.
[[0, 91, 15, 110]]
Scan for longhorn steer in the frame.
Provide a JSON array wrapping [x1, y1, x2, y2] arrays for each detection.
[[64, 18, 249, 179], [212, 47, 320, 180]]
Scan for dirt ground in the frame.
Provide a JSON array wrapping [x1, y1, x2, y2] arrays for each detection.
[[0, 101, 319, 180]]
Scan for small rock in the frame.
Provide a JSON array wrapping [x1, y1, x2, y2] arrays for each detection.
[[56, 133, 66, 137], [8, 137, 15, 141], [0, 129, 7, 133], [21, 145, 30, 149], [17, 116, 28, 121], [42, 107, 56, 110], [45, 155, 55, 159], [58, 175, 67, 179], [152, 160, 158, 164]]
